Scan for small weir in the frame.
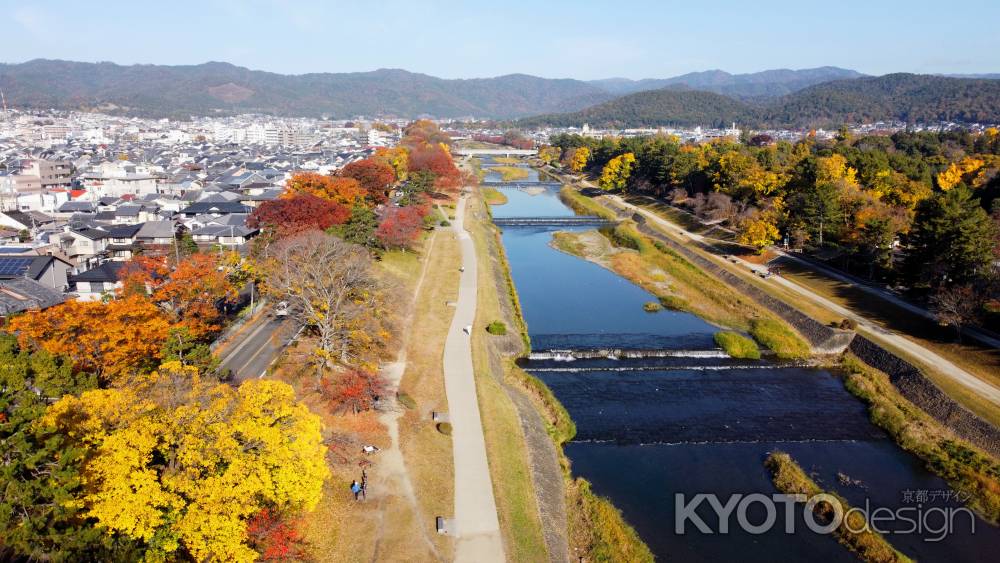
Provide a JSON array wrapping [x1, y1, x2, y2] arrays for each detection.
[[528, 348, 728, 360]]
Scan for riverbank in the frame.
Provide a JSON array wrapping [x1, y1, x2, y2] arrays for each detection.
[[766, 452, 914, 563], [549, 218, 810, 359], [473, 179, 655, 562], [842, 354, 1000, 522]]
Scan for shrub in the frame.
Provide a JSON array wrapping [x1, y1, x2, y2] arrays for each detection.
[[486, 321, 507, 335], [439, 220, 451, 227], [839, 318, 858, 330], [643, 301, 662, 313], [436, 422, 452, 435], [396, 392, 416, 410], [658, 295, 688, 310], [749, 318, 810, 360], [714, 331, 761, 359]]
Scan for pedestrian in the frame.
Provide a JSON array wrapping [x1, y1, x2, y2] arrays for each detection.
[[350, 480, 361, 501]]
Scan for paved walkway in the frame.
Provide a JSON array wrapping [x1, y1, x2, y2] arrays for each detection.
[[443, 195, 505, 562], [609, 194, 1000, 408]]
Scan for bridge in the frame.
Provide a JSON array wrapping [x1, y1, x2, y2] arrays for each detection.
[[482, 181, 563, 189], [455, 148, 537, 157], [493, 216, 613, 227]]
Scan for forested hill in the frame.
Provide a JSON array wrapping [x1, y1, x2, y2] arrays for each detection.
[[0, 59, 613, 119], [588, 66, 864, 100], [525, 74, 1000, 128]]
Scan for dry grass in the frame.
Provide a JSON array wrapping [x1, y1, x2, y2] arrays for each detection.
[[482, 187, 509, 206], [776, 259, 1000, 389], [468, 195, 549, 562], [842, 354, 1000, 522], [394, 232, 462, 560], [766, 452, 914, 563], [490, 166, 531, 181], [491, 156, 521, 165]]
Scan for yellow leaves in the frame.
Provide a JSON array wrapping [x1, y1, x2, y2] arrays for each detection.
[[598, 152, 637, 191], [538, 145, 561, 165], [42, 370, 329, 562], [714, 151, 785, 199], [937, 157, 985, 190], [816, 154, 859, 188], [569, 147, 590, 172], [738, 217, 780, 252]]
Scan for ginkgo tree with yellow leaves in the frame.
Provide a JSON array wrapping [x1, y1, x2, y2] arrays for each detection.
[[42, 362, 329, 563], [598, 152, 636, 191]]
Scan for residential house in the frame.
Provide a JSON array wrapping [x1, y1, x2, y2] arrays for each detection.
[[0, 254, 73, 291], [0, 277, 66, 317], [70, 261, 127, 302]]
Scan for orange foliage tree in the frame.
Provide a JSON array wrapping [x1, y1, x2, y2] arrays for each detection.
[[318, 368, 387, 414], [121, 253, 238, 339], [7, 295, 172, 384], [284, 172, 367, 207], [340, 159, 396, 205]]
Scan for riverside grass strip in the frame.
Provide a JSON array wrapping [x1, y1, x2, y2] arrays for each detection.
[[765, 452, 914, 563], [842, 354, 1000, 523]]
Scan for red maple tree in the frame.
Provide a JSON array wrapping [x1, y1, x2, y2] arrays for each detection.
[[375, 205, 426, 250], [248, 194, 351, 239], [340, 158, 395, 204], [319, 368, 387, 414], [246, 509, 309, 562]]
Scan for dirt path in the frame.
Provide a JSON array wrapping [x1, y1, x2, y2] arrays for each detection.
[[366, 229, 443, 562], [609, 194, 1000, 408]]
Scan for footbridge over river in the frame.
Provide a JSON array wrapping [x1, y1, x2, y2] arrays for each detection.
[[455, 148, 537, 157], [493, 216, 613, 227], [482, 181, 564, 189]]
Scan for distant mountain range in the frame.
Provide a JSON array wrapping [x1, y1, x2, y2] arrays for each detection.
[[1, 60, 997, 127], [587, 66, 865, 100], [0, 59, 611, 119], [524, 74, 1000, 129]]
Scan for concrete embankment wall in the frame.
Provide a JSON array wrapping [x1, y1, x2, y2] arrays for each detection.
[[602, 200, 1000, 455], [848, 335, 1000, 457]]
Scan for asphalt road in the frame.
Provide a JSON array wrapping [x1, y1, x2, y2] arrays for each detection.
[[217, 314, 292, 382]]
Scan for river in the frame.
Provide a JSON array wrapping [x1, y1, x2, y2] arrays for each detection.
[[487, 170, 998, 562]]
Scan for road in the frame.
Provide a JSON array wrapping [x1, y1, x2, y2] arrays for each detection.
[[608, 193, 1000, 408], [217, 314, 291, 382], [442, 195, 505, 562]]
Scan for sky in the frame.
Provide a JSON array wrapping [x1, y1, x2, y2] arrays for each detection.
[[4, 0, 999, 80]]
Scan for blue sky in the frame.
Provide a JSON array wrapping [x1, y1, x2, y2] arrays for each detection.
[[4, 0, 998, 79]]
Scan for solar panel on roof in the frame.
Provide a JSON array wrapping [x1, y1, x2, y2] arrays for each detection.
[[0, 257, 35, 276]]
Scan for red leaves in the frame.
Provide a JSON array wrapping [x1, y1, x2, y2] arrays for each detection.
[[319, 368, 386, 414], [246, 508, 308, 562], [249, 194, 351, 239], [340, 159, 395, 205], [375, 205, 426, 250], [407, 143, 461, 190]]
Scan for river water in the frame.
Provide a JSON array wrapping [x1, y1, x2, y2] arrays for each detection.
[[489, 171, 998, 562]]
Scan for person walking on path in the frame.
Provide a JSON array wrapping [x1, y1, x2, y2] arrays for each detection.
[[350, 480, 362, 501]]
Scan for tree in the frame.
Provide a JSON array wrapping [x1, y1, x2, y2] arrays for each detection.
[[120, 253, 239, 340], [42, 363, 329, 563], [341, 158, 396, 204], [246, 509, 309, 562], [284, 172, 366, 207], [336, 204, 379, 248], [376, 205, 426, 250], [248, 193, 351, 240], [319, 368, 387, 414], [937, 157, 985, 190], [0, 335, 120, 561], [8, 295, 173, 384], [538, 145, 561, 165], [373, 146, 410, 182], [738, 215, 780, 253], [566, 146, 590, 172], [598, 152, 636, 191], [904, 186, 998, 285], [408, 143, 460, 190], [264, 231, 391, 375], [399, 169, 436, 206], [930, 284, 981, 341]]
